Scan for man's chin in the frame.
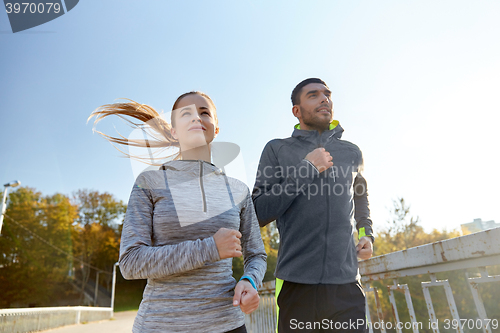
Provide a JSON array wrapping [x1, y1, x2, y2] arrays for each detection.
[[303, 122, 331, 132]]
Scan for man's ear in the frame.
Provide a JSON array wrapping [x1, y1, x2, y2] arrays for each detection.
[[171, 127, 178, 140], [292, 105, 301, 118]]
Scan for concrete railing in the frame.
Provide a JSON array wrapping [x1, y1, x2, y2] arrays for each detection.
[[245, 228, 500, 333], [0, 263, 119, 333], [0, 306, 112, 333], [359, 227, 500, 333], [245, 280, 277, 333]]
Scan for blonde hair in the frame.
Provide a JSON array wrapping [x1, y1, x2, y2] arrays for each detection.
[[88, 92, 217, 164]]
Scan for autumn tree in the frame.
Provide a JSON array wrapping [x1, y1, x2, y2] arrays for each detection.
[[373, 198, 462, 257], [0, 187, 78, 307], [366, 198, 466, 332], [233, 222, 279, 282], [71, 189, 126, 302], [260, 222, 279, 282]]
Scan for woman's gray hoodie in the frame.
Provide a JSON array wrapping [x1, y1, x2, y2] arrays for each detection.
[[119, 160, 267, 333]]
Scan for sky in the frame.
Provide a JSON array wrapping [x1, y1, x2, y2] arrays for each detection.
[[1, 0, 499, 234]]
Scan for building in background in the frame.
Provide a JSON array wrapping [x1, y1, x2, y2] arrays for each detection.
[[461, 218, 500, 234]]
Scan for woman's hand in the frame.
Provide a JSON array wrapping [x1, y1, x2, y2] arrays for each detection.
[[233, 280, 260, 314], [213, 228, 242, 259]]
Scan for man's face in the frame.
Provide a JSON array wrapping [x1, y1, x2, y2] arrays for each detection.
[[293, 83, 333, 132]]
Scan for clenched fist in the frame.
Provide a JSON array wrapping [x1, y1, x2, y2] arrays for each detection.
[[233, 280, 260, 314], [213, 228, 242, 259], [305, 147, 333, 173], [356, 237, 373, 260]]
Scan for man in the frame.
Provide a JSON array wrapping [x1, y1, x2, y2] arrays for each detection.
[[252, 78, 374, 332]]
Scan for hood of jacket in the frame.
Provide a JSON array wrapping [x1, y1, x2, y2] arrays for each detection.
[[292, 120, 344, 146]]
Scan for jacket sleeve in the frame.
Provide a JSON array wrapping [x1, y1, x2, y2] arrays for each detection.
[[353, 153, 374, 240], [119, 173, 220, 280], [239, 188, 267, 288], [252, 140, 319, 227]]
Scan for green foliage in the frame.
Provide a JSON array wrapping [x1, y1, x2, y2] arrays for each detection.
[[232, 256, 244, 281], [232, 222, 279, 283], [73, 189, 126, 229], [0, 187, 126, 308], [71, 190, 126, 303], [261, 222, 279, 282], [0, 187, 78, 307], [114, 269, 146, 312]]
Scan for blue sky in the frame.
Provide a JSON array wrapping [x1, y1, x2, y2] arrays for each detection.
[[1, 0, 499, 233]]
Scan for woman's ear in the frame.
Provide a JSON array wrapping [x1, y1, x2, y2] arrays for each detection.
[[215, 126, 220, 135], [171, 127, 178, 140]]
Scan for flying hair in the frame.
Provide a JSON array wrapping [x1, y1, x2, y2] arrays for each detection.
[[88, 92, 217, 164]]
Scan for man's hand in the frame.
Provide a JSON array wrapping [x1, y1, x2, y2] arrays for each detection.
[[305, 148, 333, 173], [356, 236, 373, 260], [213, 228, 242, 259], [233, 280, 260, 314]]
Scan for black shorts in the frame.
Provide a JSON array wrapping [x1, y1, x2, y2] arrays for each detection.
[[277, 281, 368, 333]]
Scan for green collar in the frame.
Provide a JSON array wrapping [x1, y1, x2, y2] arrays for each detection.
[[295, 120, 339, 130]]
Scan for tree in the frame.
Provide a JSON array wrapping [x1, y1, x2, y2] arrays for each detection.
[[0, 187, 78, 307], [375, 198, 422, 255], [232, 222, 279, 282], [366, 198, 464, 332], [71, 189, 126, 303], [260, 222, 279, 282]]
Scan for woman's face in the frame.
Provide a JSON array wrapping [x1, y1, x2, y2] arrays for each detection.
[[171, 94, 219, 151]]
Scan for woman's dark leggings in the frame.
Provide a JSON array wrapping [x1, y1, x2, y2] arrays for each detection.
[[225, 324, 247, 333]]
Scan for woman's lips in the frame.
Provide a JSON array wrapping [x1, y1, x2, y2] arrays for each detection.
[[188, 125, 206, 131]]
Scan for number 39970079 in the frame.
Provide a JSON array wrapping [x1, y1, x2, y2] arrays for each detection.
[[5, 3, 61, 14]]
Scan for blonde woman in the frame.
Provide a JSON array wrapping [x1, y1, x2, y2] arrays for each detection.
[[89, 92, 267, 333]]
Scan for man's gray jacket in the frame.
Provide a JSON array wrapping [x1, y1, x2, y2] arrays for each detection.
[[252, 122, 373, 284]]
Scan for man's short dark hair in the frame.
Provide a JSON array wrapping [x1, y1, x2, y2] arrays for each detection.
[[291, 78, 329, 106]]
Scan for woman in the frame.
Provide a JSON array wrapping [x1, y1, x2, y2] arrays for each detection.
[[89, 92, 267, 333]]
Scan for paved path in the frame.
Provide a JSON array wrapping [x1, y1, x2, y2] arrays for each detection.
[[42, 310, 137, 333]]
